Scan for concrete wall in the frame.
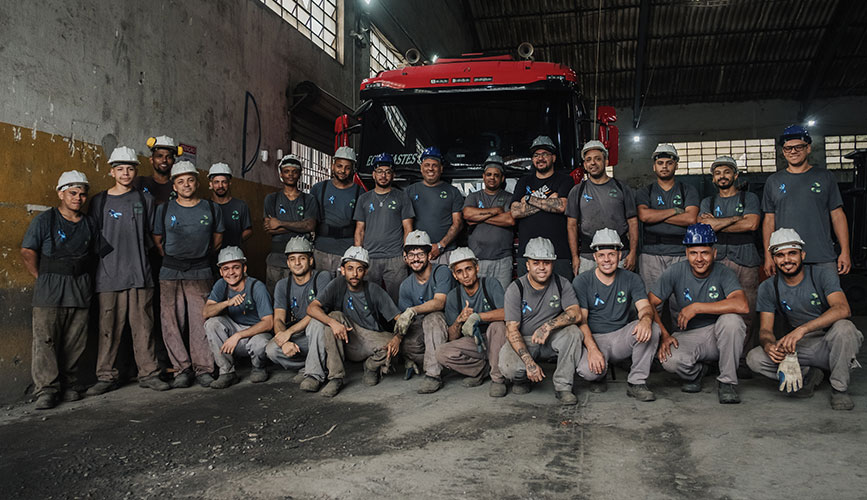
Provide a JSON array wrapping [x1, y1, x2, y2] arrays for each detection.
[[0, 0, 475, 403]]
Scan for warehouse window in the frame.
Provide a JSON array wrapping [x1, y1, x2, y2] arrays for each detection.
[[261, 0, 340, 60], [369, 25, 405, 76], [672, 139, 776, 175], [824, 135, 866, 169], [292, 141, 332, 190]]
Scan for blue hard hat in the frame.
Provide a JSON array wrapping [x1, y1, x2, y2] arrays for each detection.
[[373, 152, 393, 166], [779, 125, 812, 146], [683, 223, 717, 246], [420, 146, 444, 163]]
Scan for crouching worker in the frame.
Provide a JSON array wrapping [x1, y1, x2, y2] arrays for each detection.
[[435, 248, 508, 397], [651, 223, 748, 404], [396, 230, 455, 394], [21, 171, 97, 409], [265, 236, 332, 380], [499, 237, 583, 406], [203, 247, 274, 388], [305, 246, 402, 397], [573, 229, 659, 401], [747, 228, 863, 410]]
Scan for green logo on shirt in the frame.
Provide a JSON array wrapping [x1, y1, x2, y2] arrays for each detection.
[[133, 202, 144, 215], [231, 209, 240, 221], [810, 292, 821, 307], [616, 291, 627, 304], [439, 190, 448, 199], [735, 203, 744, 214], [350, 198, 357, 209], [548, 294, 560, 309], [708, 286, 720, 299], [811, 182, 822, 193], [673, 194, 683, 207], [308, 288, 316, 302], [200, 215, 210, 225], [388, 200, 398, 210], [297, 205, 305, 216], [482, 298, 491, 311], [609, 188, 619, 198]]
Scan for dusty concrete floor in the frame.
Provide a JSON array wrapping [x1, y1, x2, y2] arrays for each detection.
[[2, 320, 866, 500]]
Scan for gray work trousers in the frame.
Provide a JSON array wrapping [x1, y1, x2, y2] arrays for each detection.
[[517, 257, 573, 281], [661, 314, 746, 384], [498, 324, 583, 391], [265, 331, 311, 371], [479, 256, 513, 292], [720, 258, 759, 347], [746, 320, 863, 391], [402, 312, 449, 378], [312, 311, 393, 380], [160, 279, 215, 376], [435, 321, 508, 383], [265, 258, 291, 297], [431, 250, 453, 266], [31, 306, 89, 397], [577, 320, 661, 385], [640, 253, 687, 320], [96, 288, 160, 381], [367, 256, 407, 303], [313, 249, 343, 275], [204, 316, 273, 374]]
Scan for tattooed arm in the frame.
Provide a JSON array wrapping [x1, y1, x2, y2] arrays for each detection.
[[506, 320, 545, 382], [526, 194, 567, 214], [510, 199, 541, 219], [530, 304, 582, 344]]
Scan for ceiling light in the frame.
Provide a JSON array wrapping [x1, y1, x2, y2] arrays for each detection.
[[633, 135, 641, 143], [807, 119, 816, 127]]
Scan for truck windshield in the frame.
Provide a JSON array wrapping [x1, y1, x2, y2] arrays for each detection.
[[358, 89, 579, 179]]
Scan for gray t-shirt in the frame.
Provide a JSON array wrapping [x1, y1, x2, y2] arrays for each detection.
[[310, 180, 362, 256], [316, 279, 401, 331], [652, 261, 743, 330], [264, 191, 320, 266], [756, 266, 842, 330], [504, 275, 579, 337], [464, 188, 514, 260], [699, 191, 761, 267], [573, 269, 647, 334], [154, 199, 225, 280], [353, 188, 415, 258], [405, 182, 464, 251], [398, 264, 455, 310], [273, 270, 333, 325], [207, 276, 273, 327], [636, 181, 700, 256], [94, 190, 155, 293], [566, 178, 637, 255], [215, 198, 252, 249], [21, 209, 96, 308], [444, 277, 505, 331], [762, 167, 843, 264]]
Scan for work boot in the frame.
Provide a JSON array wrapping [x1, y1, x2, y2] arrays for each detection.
[[489, 381, 507, 398], [737, 358, 754, 380], [171, 370, 194, 389], [589, 380, 608, 393], [86, 380, 117, 397], [34, 393, 56, 410], [556, 390, 578, 406], [362, 366, 380, 387], [681, 363, 709, 393], [831, 389, 854, 410], [250, 368, 269, 383], [300, 376, 321, 392], [462, 366, 490, 388], [196, 372, 216, 387], [320, 379, 344, 398], [139, 376, 171, 391], [418, 375, 443, 394], [512, 381, 531, 395], [717, 382, 741, 404], [627, 383, 656, 402], [404, 360, 420, 380], [291, 370, 307, 384], [210, 372, 239, 389], [61, 389, 82, 402], [792, 368, 824, 398]]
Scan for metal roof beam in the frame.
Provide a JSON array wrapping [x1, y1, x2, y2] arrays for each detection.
[[633, 0, 651, 128]]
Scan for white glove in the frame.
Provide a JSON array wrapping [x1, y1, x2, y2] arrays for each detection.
[[395, 308, 416, 336], [461, 313, 481, 337], [777, 353, 803, 393]]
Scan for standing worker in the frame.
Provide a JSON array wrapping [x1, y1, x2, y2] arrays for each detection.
[[134, 135, 181, 205], [310, 147, 362, 272], [406, 147, 464, 265], [208, 162, 252, 249]]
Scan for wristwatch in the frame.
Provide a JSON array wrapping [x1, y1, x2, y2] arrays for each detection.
[[437, 243, 445, 252]]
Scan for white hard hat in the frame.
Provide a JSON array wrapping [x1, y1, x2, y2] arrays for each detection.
[[170, 161, 198, 180], [208, 162, 232, 178], [146, 135, 182, 156], [284, 236, 314, 254], [581, 140, 608, 159], [523, 237, 557, 261], [217, 246, 247, 266], [530, 135, 557, 154], [448, 247, 478, 267], [334, 146, 357, 163], [404, 230, 432, 249], [768, 228, 806, 254], [279, 154, 302, 169], [590, 228, 624, 250], [341, 246, 370, 266], [484, 154, 505, 171], [652, 143, 679, 162], [710, 155, 738, 172], [108, 146, 140, 166], [56, 170, 90, 191]]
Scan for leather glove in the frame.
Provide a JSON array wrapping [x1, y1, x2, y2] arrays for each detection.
[[777, 353, 803, 393], [395, 308, 416, 337], [461, 313, 481, 337]]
